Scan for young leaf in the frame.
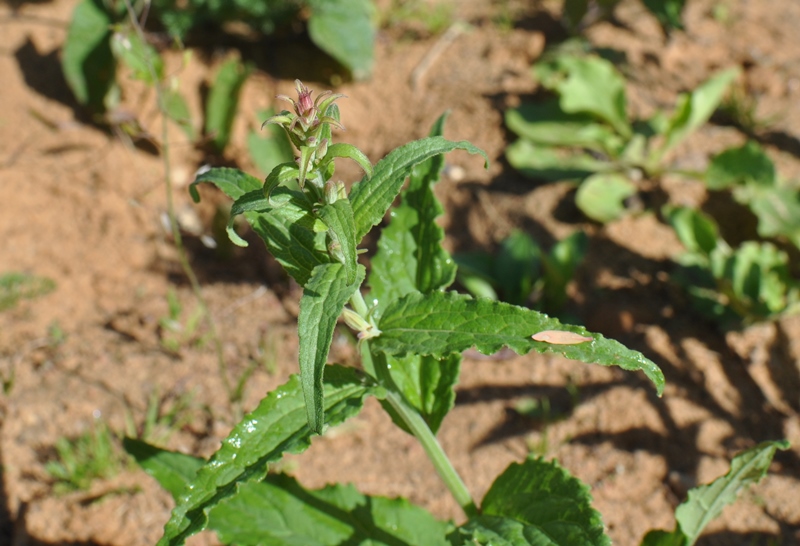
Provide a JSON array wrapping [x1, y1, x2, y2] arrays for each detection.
[[456, 456, 610, 545], [298, 263, 366, 433], [123, 438, 204, 501], [575, 172, 637, 223], [157, 365, 381, 546], [705, 141, 775, 190], [307, 0, 376, 80], [205, 58, 252, 153], [317, 199, 358, 285], [318, 142, 373, 178], [641, 440, 790, 546], [372, 291, 664, 395], [506, 139, 610, 182], [208, 473, 453, 545], [62, 0, 116, 112], [349, 136, 489, 242]]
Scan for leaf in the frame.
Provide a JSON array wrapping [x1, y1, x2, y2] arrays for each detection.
[[641, 440, 790, 546], [373, 291, 664, 395], [495, 230, 541, 306], [247, 109, 295, 177], [535, 55, 631, 139], [506, 139, 609, 182], [157, 365, 381, 546], [663, 205, 720, 257], [660, 68, 739, 156], [298, 263, 365, 433], [318, 142, 373, 178], [307, 0, 376, 80], [208, 473, 453, 546], [705, 141, 775, 190], [62, 0, 116, 112], [746, 187, 800, 242], [317, 199, 358, 285], [110, 28, 164, 85], [205, 58, 252, 153], [456, 457, 610, 545], [123, 438, 204, 501], [349, 136, 488, 242], [575, 172, 637, 223], [162, 87, 196, 141], [642, 0, 686, 32], [542, 230, 588, 312], [189, 167, 263, 202]]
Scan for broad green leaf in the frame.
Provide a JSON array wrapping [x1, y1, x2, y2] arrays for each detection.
[[205, 58, 252, 153], [506, 140, 609, 182], [660, 68, 739, 156], [62, 0, 116, 112], [373, 291, 664, 395], [705, 141, 775, 190], [457, 456, 609, 546], [663, 206, 720, 256], [505, 100, 624, 155], [208, 473, 453, 546], [162, 87, 196, 141], [495, 231, 541, 306], [575, 172, 636, 223], [535, 55, 631, 139], [110, 28, 163, 85], [725, 242, 797, 317], [747, 187, 800, 242], [349, 136, 488, 242], [189, 167, 263, 202], [247, 109, 294, 177], [641, 440, 790, 546], [157, 365, 381, 546], [642, 0, 686, 32], [298, 263, 365, 433], [307, 0, 375, 80], [542, 230, 588, 312], [317, 200, 358, 285], [123, 438, 204, 501]]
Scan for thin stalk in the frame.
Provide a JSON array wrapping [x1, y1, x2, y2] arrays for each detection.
[[361, 341, 478, 519], [121, 2, 235, 411]]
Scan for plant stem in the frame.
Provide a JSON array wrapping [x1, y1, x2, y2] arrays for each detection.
[[361, 341, 478, 519]]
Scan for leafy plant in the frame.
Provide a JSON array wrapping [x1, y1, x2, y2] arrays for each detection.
[[122, 80, 787, 545], [562, 0, 687, 34], [505, 53, 738, 222], [0, 272, 55, 311], [454, 229, 588, 313], [664, 205, 800, 326]]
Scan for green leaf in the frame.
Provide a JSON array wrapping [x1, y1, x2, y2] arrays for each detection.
[[535, 55, 631, 139], [123, 438, 204, 501], [157, 365, 381, 546], [575, 172, 637, 223], [110, 28, 164, 85], [456, 457, 609, 545], [542, 231, 588, 312], [317, 199, 358, 285], [747, 187, 800, 242], [62, 0, 116, 112], [318, 142, 373, 178], [505, 100, 624, 155], [189, 167, 263, 202], [723, 242, 797, 318], [705, 141, 775, 190], [307, 0, 375, 80], [494, 231, 541, 306], [660, 68, 739, 156], [350, 136, 488, 243], [247, 109, 295, 177], [506, 140, 609, 182], [641, 440, 790, 546], [208, 473, 453, 545], [205, 58, 252, 153], [162, 87, 196, 141], [298, 263, 365, 433], [373, 291, 664, 395], [663, 206, 720, 256], [642, 0, 686, 32]]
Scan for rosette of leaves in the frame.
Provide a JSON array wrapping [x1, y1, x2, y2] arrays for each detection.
[[505, 53, 738, 223]]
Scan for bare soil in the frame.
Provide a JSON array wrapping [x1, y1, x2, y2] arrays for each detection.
[[1, 0, 800, 544]]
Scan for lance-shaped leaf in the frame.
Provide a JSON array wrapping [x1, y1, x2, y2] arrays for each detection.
[[299, 263, 366, 433], [205, 58, 252, 153], [157, 365, 382, 546], [123, 438, 205, 501], [189, 167, 263, 202], [317, 199, 358, 285], [318, 142, 373, 177], [349, 136, 488, 242], [455, 456, 610, 545], [641, 440, 790, 546], [372, 291, 664, 395], [208, 473, 452, 545]]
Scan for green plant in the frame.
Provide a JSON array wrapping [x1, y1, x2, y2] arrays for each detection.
[[562, 0, 687, 34], [505, 53, 738, 222], [158, 287, 208, 353], [454, 229, 588, 314], [0, 272, 56, 311], [122, 81, 787, 545]]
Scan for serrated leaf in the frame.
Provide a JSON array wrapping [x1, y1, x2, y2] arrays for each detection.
[[208, 473, 453, 545], [157, 365, 381, 546], [110, 28, 163, 85], [205, 58, 252, 153], [641, 440, 790, 546], [705, 141, 775, 190], [307, 0, 375, 80], [457, 456, 610, 546], [575, 172, 637, 223], [317, 200, 358, 285], [373, 291, 664, 395], [299, 263, 365, 433], [506, 139, 609, 182], [350, 136, 488, 242], [123, 438, 204, 501], [62, 0, 116, 112]]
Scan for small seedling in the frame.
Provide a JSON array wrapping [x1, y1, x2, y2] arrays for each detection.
[[0, 272, 55, 311]]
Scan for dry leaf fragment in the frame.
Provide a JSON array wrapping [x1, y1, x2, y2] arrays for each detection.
[[531, 330, 593, 344]]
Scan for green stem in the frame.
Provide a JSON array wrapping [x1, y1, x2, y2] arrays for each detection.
[[361, 341, 478, 519]]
